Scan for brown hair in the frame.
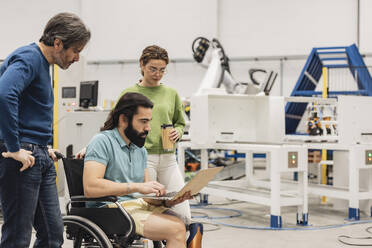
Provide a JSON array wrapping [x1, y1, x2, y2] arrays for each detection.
[[39, 12, 91, 49], [101, 92, 153, 131], [139, 45, 169, 75]]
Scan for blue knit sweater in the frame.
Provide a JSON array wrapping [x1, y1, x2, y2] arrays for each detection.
[[0, 43, 53, 152]]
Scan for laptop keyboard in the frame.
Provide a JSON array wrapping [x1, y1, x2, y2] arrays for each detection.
[[164, 191, 177, 197]]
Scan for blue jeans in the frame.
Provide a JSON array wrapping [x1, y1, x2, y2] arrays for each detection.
[[0, 143, 64, 248]]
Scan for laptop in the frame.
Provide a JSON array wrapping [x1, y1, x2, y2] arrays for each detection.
[[140, 167, 223, 201]]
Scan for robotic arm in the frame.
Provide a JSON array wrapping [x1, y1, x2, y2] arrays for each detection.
[[192, 37, 236, 95], [192, 37, 277, 96]]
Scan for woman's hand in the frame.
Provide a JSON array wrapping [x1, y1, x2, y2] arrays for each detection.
[[143, 198, 162, 205], [75, 147, 87, 159], [164, 191, 192, 207], [169, 128, 179, 143]]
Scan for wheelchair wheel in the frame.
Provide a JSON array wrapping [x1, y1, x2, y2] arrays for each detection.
[[64, 215, 112, 248]]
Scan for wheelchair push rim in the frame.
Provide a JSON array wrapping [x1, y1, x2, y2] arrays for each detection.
[[63, 215, 113, 248]]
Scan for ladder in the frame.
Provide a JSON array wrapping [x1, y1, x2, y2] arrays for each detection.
[[285, 44, 372, 134]]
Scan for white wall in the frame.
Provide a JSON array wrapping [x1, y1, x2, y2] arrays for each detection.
[[80, 0, 217, 103], [81, 0, 217, 60], [0, 0, 80, 57], [1, 0, 371, 104], [219, 0, 357, 56], [360, 0, 372, 53]]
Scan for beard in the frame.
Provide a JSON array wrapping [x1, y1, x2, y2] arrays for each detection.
[[124, 122, 148, 148], [53, 51, 72, 70]]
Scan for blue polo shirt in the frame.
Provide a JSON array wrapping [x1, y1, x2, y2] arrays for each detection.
[[0, 43, 52, 152], [84, 128, 147, 207]]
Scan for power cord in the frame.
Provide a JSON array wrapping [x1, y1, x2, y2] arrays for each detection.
[[337, 226, 372, 246], [210, 219, 372, 231], [191, 201, 372, 231], [194, 221, 221, 232], [192, 193, 245, 207], [190, 202, 243, 233], [190, 197, 372, 233], [191, 211, 209, 219], [190, 211, 221, 232], [191, 206, 242, 220]]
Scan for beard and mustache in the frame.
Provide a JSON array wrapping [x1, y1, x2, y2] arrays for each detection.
[[124, 122, 148, 148]]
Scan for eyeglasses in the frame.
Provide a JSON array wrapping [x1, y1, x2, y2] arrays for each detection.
[[147, 66, 167, 75]]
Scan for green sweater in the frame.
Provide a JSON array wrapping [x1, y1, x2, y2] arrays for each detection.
[[118, 83, 185, 154]]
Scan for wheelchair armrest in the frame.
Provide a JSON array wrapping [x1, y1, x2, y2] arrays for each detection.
[[71, 195, 118, 203]]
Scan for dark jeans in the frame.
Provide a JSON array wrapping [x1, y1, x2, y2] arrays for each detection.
[[0, 143, 64, 248]]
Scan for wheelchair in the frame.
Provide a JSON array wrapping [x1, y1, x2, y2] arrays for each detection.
[[58, 154, 164, 248]]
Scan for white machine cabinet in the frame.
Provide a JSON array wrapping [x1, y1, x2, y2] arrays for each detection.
[[58, 111, 109, 155], [190, 94, 285, 144], [178, 141, 308, 228], [190, 94, 372, 145]]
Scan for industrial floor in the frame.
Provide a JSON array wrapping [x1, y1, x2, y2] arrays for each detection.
[[1, 195, 372, 248]]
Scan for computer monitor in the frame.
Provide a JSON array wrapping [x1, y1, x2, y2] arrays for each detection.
[[79, 80, 98, 108]]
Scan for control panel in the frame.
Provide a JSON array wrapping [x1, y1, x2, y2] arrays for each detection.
[[288, 151, 298, 168], [60, 86, 78, 113], [366, 150, 372, 165]]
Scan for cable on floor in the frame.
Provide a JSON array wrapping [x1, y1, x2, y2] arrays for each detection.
[[192, 194, 245, 207], [191, 204, 372, 231], [192, 220, 221, 232], [190, 197, 372, 232], [337, 226, 372, 246], [190, 208, 237, 232], [191, 211, 209, 219], [210, 219, 372, 231], [191, 206, 242, 219], [190, 210, 222, 232]]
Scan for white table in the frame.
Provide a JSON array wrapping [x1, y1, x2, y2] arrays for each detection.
[[178, 141, 308, 228]]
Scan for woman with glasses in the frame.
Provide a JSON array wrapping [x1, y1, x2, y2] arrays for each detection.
[[118, 45, 192, 224]]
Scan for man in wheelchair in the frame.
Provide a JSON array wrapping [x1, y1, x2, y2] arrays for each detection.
[[83, 92, 195, 248]]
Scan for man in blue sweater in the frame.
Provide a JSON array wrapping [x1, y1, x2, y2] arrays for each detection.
[[0, 13, 90, 247]]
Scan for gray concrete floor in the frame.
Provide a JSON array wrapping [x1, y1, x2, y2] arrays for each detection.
[[2, 195, 372, 247], [193, 197, 372, 248]]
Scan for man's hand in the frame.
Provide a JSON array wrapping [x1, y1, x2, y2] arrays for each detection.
[[165, 191, 193, 207], [139, 181, 166, 196], [169, 128, 179, 143], [1, 149, 35, 172], [48, 148, 60, 161], [75, 147, 86, 159]]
